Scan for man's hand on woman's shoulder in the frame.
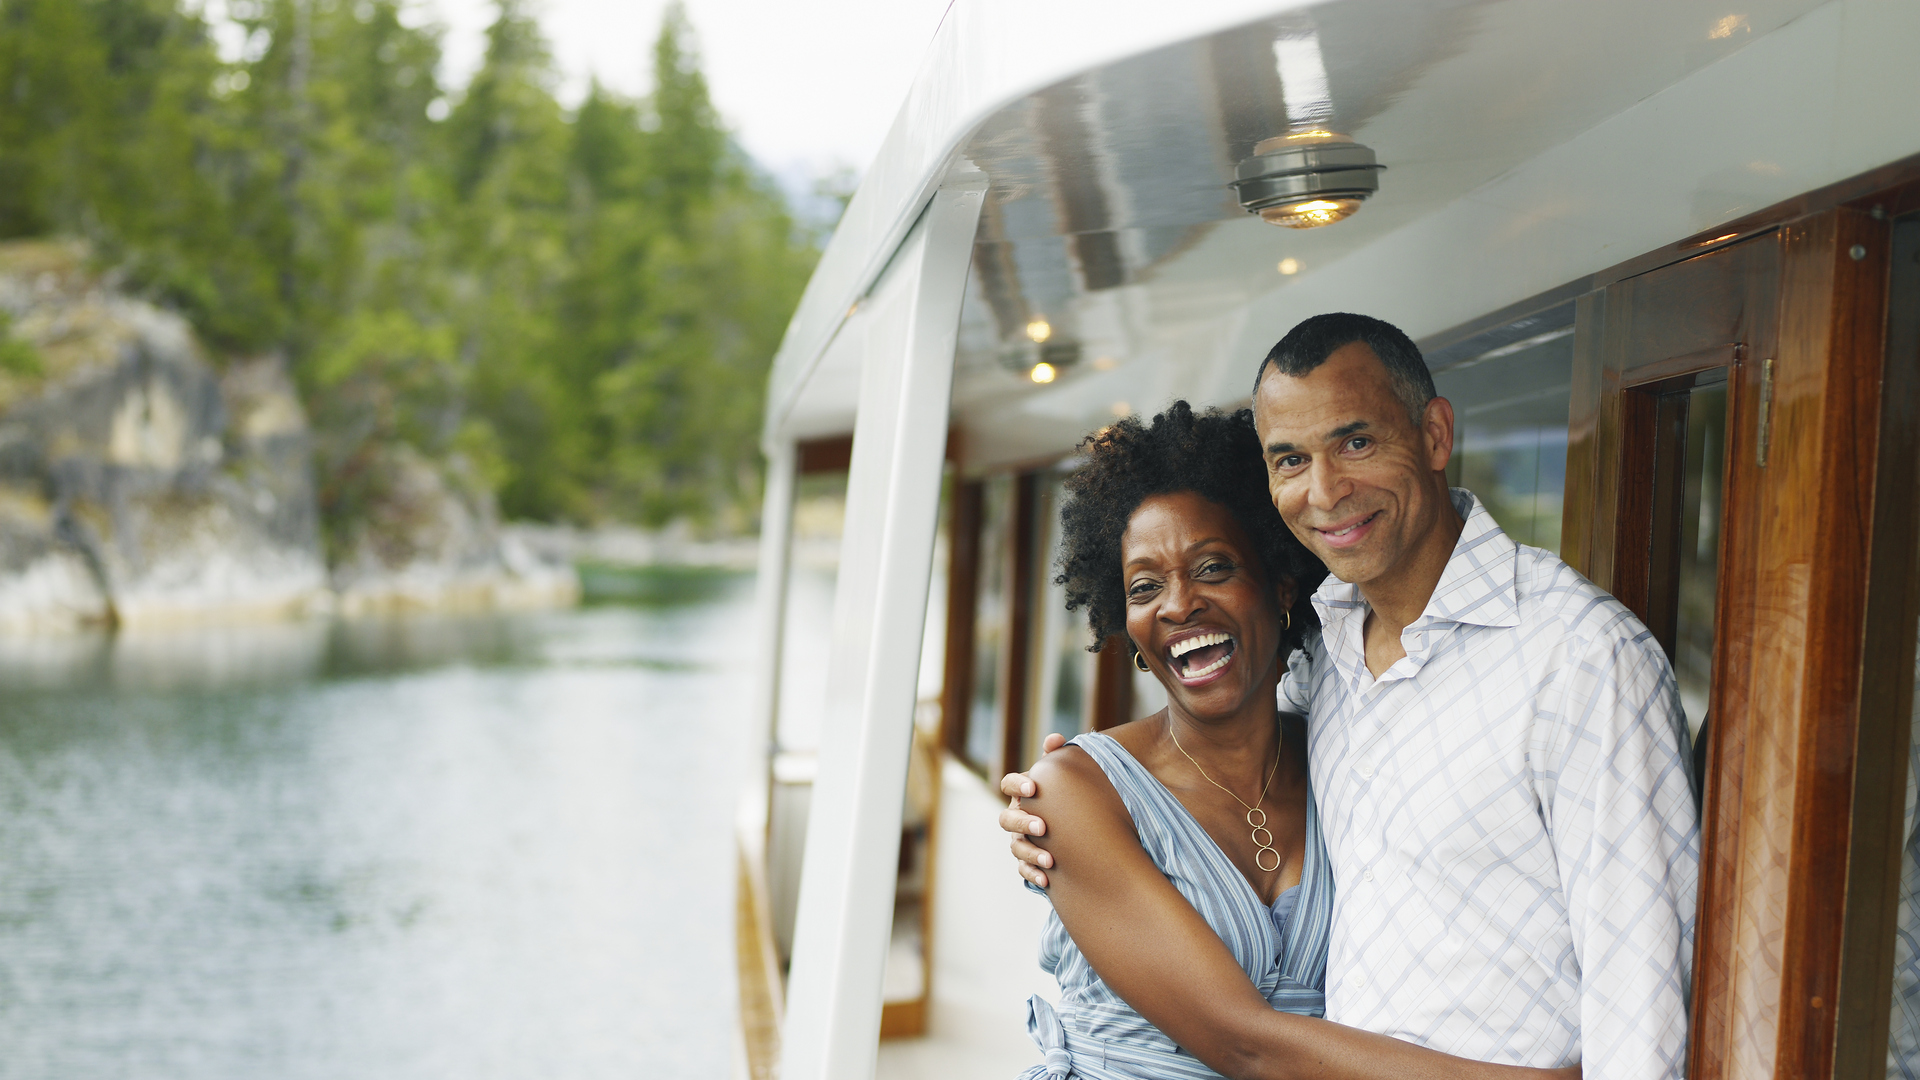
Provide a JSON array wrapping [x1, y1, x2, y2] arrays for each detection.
[[1000, 731, 1070, 888]]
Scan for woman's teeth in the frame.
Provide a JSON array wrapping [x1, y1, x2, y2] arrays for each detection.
[[1185, 651, 1232, 678], [1169, 632, 1230, 659]]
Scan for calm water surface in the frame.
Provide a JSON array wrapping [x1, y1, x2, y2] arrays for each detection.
[[0, 568, 755, 1080]]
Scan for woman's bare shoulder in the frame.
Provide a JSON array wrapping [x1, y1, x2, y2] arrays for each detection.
[[1026, 743, 1104, 803], [1025, 743, 1129, 828]]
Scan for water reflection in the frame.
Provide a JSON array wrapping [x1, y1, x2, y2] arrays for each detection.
[[0, 570, 754, 1079]]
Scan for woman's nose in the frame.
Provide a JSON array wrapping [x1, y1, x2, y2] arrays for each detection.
[[1159, 575, 1205, 621]]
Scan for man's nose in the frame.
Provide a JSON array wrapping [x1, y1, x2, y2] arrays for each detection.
[[1307, 457, 1349, 511]]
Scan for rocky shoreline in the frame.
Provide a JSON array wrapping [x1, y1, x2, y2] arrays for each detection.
[[0, 240, 579, 632]]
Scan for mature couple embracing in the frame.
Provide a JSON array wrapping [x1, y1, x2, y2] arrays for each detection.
[[995, 313, 1699, 1080]]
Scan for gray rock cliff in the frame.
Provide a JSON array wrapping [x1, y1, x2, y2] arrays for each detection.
[[0, 240, 575, 630]]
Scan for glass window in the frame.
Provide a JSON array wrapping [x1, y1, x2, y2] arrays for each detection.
[[1434, 327, 1575, 552], [1674, 382, 1726, 746], [965, 475, 1014, 772], [1030, 474, 1091, 758]]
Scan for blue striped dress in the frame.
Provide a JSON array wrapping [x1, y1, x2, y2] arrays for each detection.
[[1021, 730, 1334, 1079]]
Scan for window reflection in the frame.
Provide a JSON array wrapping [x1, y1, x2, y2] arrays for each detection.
[[1032, 474, 1091, 755], [1674, 383, 1726, 745], [965, 475, 1014, 772], [1434, 330, 1574, 553]]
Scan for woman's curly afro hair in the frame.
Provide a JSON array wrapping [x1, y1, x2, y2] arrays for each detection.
[[1055, 400, 1325, 657]]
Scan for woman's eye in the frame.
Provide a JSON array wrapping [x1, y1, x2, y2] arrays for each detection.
[[1127, 580, 1159, 598], [1198, 561, 1233, 577]]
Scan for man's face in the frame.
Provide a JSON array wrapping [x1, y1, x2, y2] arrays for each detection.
[[1252, 342, 1454, 588]]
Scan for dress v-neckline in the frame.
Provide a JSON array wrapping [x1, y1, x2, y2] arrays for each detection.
[[1087, 731, 1306, 912]]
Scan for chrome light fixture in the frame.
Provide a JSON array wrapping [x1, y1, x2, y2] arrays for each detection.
[[1231, 131, 1384, 229]]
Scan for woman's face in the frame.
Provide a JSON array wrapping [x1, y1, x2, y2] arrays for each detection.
[[1121, 491, 1296, 722]]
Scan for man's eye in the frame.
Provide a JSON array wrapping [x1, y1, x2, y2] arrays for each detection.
[[1346, 436, 1372, 452], [1275, 454, 1305, 470]]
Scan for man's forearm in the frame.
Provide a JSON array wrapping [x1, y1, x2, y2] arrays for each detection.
[[1206, 1010, 1574, 1080]]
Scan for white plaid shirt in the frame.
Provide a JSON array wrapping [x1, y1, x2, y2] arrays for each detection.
[[1281, 489, 1698, 1077]]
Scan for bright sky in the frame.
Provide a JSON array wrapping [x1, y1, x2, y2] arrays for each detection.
[[425, 0, 954, 184]]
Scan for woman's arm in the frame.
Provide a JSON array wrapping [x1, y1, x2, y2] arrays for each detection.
[[1027, 750, 1577, 1080]]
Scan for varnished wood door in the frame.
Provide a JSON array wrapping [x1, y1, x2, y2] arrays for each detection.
[[1565, 204, 1905, 1079]]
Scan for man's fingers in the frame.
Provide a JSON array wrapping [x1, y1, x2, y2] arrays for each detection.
[[999, 771, 1036, 799], [1011, 837, 1053, 869], [1042, 732, 1067, 754], [999, 804, 1046, 837], [1018, 861, 1050, 889]]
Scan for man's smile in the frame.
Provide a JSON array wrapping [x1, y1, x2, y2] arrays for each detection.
[[1312, 510, 1383, 551]]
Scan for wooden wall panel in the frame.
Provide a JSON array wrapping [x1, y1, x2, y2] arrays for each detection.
[[1774, 209, 1893, 1076], [1677, 209, 1894, 1080], [1694, 337, 1760, 1080], [1832, 211, 1920, 1077]]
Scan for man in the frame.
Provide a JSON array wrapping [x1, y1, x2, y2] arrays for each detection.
[[1002, 313, 1699, 1076]]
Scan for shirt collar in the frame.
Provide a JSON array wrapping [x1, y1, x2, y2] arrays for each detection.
[[1309, 487, 1522, 640]]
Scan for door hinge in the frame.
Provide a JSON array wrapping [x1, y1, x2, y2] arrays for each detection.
[[1756, 356, 1775, 467]]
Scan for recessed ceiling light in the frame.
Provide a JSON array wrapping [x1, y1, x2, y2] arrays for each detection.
[[1030, 362, 1057, 384], [1277, 258, 1301, 275], [1025, 318, 1052, 343]]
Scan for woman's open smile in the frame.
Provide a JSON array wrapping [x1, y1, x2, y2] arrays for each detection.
[[1166, 628, 1237, 685]]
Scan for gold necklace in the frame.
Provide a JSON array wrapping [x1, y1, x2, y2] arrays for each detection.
[[1167, 720, 1285, 873]]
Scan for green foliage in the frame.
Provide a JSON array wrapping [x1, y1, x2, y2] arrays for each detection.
[[0, 313, 42, 377], [0, 0, 818, 530]]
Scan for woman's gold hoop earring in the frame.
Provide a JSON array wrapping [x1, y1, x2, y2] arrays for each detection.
[[1285, 609, 1292, 632], [1133, 651, 1151, 673]]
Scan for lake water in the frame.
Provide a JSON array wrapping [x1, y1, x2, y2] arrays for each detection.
[[0, 568, 758, 1080]]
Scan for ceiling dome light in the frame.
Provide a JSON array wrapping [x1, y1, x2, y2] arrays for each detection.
[[1029, 362, 1057, 384], [1232, 131, 1384, 229], [1025, 318, 1053, 343]]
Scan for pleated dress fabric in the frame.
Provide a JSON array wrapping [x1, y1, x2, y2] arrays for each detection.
[[1020, 730, 1333, 1079]]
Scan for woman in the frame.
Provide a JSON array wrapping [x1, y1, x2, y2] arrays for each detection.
[[1017, 402, 1572, 1080]]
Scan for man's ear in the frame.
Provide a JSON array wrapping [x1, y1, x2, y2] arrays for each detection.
[[1422, 396, 1456, 472]]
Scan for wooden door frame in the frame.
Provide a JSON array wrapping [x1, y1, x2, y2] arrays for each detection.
[[1562, 164, 1920, 1077]]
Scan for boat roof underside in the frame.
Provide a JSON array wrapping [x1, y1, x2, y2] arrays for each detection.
[[766, 0, 1919, 473]]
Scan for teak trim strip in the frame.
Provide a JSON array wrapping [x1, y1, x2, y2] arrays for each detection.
[[939, 479, 983, 763]]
